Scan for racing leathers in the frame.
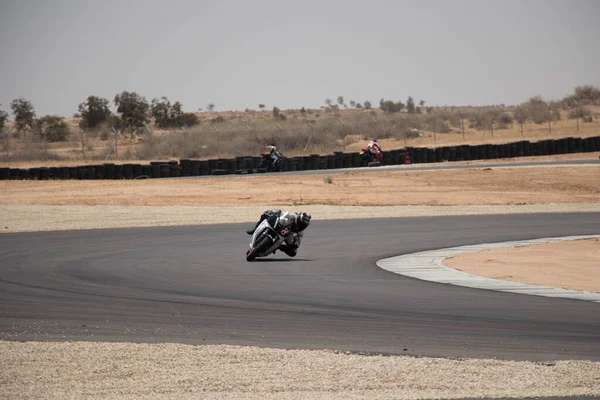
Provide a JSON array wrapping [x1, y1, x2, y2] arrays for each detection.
[[246, 210, 303, 257]]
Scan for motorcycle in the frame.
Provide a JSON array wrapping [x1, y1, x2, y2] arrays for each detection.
[[260, 152, 285, 172], [246, 212, 295, 261], [359, 148, 383, 166]]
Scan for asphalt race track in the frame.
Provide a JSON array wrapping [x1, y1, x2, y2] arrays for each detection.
[[1, 213, 599, 361]]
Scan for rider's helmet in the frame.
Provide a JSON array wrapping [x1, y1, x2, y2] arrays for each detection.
[[267, 144, 276, 153], [296, 212, 311, 232]]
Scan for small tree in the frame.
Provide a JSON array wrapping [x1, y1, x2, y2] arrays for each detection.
[[78, 95, 112, 129], [35, 115, 70, 142], [10, 98, 36, 133], [363, 100, 372, 109], [324, 98, 333, 107], [272, 106, 281, 119], [406, 96, 416, 114], [349, 100, 356, 108], [355, 103, 363, 109], [114, 91, 150, 132], [0, 107, 8, 130], [258, 104, 265, 110], [337, 96, 345, 107], [300, 107, 306, 115], [151, 96, 172, 127], [206, 103, 215, 112]]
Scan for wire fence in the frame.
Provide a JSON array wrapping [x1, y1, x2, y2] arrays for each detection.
[[1, 101, 598, 165]]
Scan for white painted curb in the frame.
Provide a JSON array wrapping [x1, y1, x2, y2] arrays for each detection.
[[377, 235, 600, 302]]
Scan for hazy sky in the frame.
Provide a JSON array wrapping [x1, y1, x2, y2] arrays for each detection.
[[1, 0, 598, 117]]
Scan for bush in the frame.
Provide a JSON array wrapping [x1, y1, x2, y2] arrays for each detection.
[[179, 112, 199, 127], [568, 106, 593, 119], [35, 115, 70, 142], [572, 85, 600, 105], [497, 113, 513, 129]]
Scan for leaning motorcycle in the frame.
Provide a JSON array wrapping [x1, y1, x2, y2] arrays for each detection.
[[246, 212, 295, 261], [260, 152, 285, 172]]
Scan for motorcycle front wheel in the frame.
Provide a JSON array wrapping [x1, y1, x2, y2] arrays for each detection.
[[246, 235, 273, 262]]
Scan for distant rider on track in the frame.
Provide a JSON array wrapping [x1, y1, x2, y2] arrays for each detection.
[[365, 138, 383, 162]]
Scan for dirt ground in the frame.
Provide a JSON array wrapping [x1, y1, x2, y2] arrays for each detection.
[[446, 238, 600, 293], [1, 164, 599, 207]]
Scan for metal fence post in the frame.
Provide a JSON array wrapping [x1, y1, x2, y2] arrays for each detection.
[[3, 128, 8, 158], [517, 105, 524, 137], [276, 123, 283, 150], [547, 104, 552, 135], [111, 127, 118, 159], [79, 128, 86, 160], [487, 107, 494, 138], [574, 101, 579, 132], [458, 108, 465, 140], [212, 124, 220, 156]]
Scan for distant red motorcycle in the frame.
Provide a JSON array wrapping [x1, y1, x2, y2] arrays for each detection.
[[359, 148, 383, 166]]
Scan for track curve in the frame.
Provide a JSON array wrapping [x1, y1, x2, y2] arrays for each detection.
[[1, 213, 599, 361]]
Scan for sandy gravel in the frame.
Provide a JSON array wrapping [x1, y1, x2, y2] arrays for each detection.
[[446, 238, 600, 293], [1, 166, 599, 207], [2, 203, 600, 233], [1, 341, 599, 400]]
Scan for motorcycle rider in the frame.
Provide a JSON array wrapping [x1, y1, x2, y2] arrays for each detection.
[[365, 138, 383, 162], [246, 210, 311, 257], [264, 143, 284, 170]]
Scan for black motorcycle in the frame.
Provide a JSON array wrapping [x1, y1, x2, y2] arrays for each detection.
[[260, 152, 285, 172]]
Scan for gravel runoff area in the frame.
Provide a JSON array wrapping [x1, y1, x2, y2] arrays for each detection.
[[2, 341, 599, 400], [2, 203, 600, 233]]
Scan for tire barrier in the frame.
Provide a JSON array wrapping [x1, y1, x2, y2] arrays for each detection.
[[123, 164, 134, 180], [319, 156, 327, 170], [102, 163, 114, 180], [235, 156, 246, 171], [227, 159, 237, 173], [199, 160, 210, 176], [141, 165, 152, 178], [160, 164, 170, 178], [169, 164, 180, 177], [179, 159, 191, 177], [190, 160, 200, 176], [334, 152, 343, 169], [5, 135, 600, 180], [326, 155, 336, 169], [310, 154, 320, 170], [150, 163, 161, 178], [28, 168, 39, 180], [94, 165, 105, 180], [0, 168, 9, 180]]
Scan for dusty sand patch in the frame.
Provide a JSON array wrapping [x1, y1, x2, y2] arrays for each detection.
[[446, 238, 600, 293], [1, 166, 599, 207], [1, 341, 598, 400], [2, 203, 600, 234]]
